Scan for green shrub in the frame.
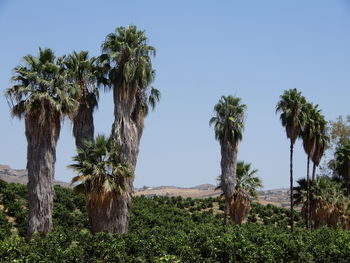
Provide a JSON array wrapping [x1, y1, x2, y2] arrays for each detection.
[[1, 181, 350, 262]]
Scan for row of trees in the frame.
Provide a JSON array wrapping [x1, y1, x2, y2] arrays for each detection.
[[6, 25, 160, 238], [276, 88, 328, 231], [209, 89, 350, 231], [276, 89, 350, 231], [5, 23, 350, 238], [293, 115, 350, 230]]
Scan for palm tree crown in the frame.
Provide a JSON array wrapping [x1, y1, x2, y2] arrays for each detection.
[[64, 50, 101, 110], [69, 135, 133, 195], [276, 88, 306, 144], [6, 47, 76, 122], [312, 114, 329, 168], [301, 103, 320, 159], [100, 25, 160, 116], [235, 161, 263, 199], [209, 95, 246, 145]]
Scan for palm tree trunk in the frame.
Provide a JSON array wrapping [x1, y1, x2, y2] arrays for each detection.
[[73, 103, 94, 149], [312, 162, 316, 181], [220, 141, 238, 226], [311, 162, 317, 230], [25, 113, 60, 239], [290, 141, 295, 232], [87, 191, 131, 234], [306, 156, 311, 231], [230, 191, 250, 224], [110, 86, 143, 234]]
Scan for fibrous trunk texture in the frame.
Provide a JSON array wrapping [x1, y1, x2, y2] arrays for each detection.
[[220, 141, 238, 225], [73, 102, 94, 149], [110, 86, 144, 234], [230, 190, 250, 224], [87, 192, 131, 233], [25, 110, 60, 239], [301, 199, 348, 230], [290, 141, 295, 232]]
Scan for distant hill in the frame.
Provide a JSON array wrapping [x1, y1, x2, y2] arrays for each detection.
[[0, 164, 289, 206], [0, 164, 71, 188]]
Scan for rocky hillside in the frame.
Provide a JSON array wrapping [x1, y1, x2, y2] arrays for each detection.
[[0, 165, 70, 187], [0, 164, 289, 206]]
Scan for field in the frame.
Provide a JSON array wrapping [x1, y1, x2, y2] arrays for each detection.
[[1, 180, 350, 262]]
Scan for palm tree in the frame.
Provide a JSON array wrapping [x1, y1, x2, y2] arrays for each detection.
[[69, 135, 133, 233], [334, 139, 350, 197], [276, 88, 306, 232], [63, 51, 104, 150], [5, 48, 76, 238], [99, 25, 160, 234], [294, 176, 349, 229], [210, 95, 246, 226], [301, 103, 320, 230], [218, 161, 262, 224], [311, 114, 329, 181]]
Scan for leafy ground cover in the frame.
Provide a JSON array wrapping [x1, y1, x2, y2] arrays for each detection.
[[0, 180, 349, 262]]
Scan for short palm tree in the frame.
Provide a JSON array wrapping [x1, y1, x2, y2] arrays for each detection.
[[5, 48, 76, 238], [99, 25, 160, 234], [69, 135, 133, 233], [217, 161, 262, 224], [276, 88, 306, 232], [63, 50, 104, 149], [294, 176, 349, 229], [210, 95, 246, 225]]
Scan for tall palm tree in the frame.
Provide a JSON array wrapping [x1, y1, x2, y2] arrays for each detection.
[[69, 135, 133, 233], [217, 161, 262, 224], [5, 48, 76, 238], [311, 114, 329, 181], [99, 25, 160, 234], [210, 95, 246, 226], [63, 51, 104, 150], [334, 139, 350, 197], [276, 88, 306, 232], [301, 103, 320, 230]]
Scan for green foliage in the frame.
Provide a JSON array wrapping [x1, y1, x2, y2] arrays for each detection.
[[1, 181, 350, 262], [100, 25, 160, 117], [276, 88, 306, 144], [209, 95, 246, 144], [69, 135, 133, 195], [0, 210, 11, 240], [217, 161, 263, 199], [5, 47, 77, 120]]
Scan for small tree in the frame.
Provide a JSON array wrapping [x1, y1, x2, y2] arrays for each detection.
[[217, 161, 262, 224], [69, 135, 133, 233], [294, 176, 349, 229]]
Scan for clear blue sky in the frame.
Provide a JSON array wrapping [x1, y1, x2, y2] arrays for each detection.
[[1, 0, 350, 189]]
